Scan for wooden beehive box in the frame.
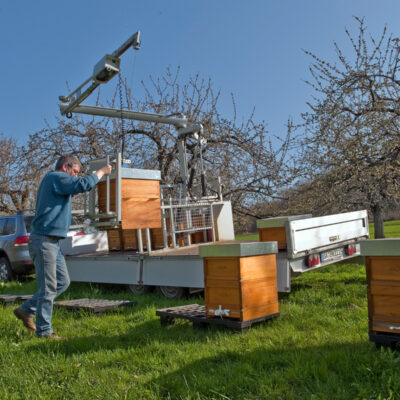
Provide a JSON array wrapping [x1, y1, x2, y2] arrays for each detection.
[[361, 239, 400, 336], [257, 214, 311, 250], [97, 168, 162, 250], [199, 242, 279, 322]]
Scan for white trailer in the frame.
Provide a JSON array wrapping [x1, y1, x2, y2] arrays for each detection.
[[56, 33, 369, 297], [62, 210, 369, 297]]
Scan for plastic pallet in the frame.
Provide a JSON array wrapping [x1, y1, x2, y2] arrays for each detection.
[[0, 294, 33, 306], [156, 304, 280, 333], [54, 298, 136, 315]]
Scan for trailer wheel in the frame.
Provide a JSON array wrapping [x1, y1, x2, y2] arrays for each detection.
[[127, 284, 154, 295], [157, 286, 188, 299]]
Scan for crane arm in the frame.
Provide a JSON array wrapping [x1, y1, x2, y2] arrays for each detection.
[[59, 31, 141, 116]]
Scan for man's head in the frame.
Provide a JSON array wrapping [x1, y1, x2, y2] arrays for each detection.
[[55, 155, 81, 177]]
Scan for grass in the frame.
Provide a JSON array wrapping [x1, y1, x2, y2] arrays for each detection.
[[369, 220, 400, 238], [0, 221, 399, 399]]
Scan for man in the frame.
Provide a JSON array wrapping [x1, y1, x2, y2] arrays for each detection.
[[14, 154, 112, 340]]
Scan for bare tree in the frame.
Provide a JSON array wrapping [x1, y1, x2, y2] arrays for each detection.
[[301, 17, 400, 237], [0, 134, 37, 214], [24, 67, 297, 226]]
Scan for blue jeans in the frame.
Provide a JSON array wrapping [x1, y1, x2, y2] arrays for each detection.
[[20, 233, 70, 337]]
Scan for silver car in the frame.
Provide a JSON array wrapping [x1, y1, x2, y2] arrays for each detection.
[[0, 211, 34, 281], [0, 212, 84, 281]]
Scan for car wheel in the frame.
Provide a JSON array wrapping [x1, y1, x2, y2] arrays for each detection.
[[127, 284, 154, 295], [0, 257, 15, 281], [157, 286, 188, 299]]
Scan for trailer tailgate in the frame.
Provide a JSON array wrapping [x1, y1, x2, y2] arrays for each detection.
[[286, 210, 369, 258]]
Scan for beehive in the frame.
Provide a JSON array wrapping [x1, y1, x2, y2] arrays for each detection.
[[361, 239, 400, 336], [97, 168, 162, 250], [199, 242, 279, 322]]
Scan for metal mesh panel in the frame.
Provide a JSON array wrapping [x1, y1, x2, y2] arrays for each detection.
[[168, 202, 213, 233]]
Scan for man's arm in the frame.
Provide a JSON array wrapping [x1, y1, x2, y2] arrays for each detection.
[[95, 164, 112, 180]]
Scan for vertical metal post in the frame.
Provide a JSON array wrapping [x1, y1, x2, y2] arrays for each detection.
[[218, 176, 223, 201], [88, 187, 96, 217], [169, 197, 177, 248], [177, 139, 188, 199], [145, 228, 152, 253], [210, 204, 216, 242], [137, 228, 144, 253], [160, 189, 168, 249], [83, 191, 87, 216], [161, 209, 168, 249], [106, 155, 110, 214], [116, 152, 122, 223]]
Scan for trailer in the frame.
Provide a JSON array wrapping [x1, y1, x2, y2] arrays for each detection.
[[62, 209, 369, 297], [57, 32, 369, 297]]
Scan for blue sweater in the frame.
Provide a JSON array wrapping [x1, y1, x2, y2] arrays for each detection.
[[31, 171, 99, 238]]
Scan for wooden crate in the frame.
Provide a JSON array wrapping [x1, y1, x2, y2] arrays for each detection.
[[98, 178, 162, 230], [191, 231, 205, 244], [361, 239, 400, 340], [366, 256, 400, 333], [199, 242, 279, 322], [107, 228, 160, 251], [258, 227, 287, 250]]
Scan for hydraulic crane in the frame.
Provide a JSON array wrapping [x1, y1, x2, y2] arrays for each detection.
[[58, 31, 204, 199]]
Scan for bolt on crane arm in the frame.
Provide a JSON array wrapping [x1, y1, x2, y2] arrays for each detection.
[[59, 31, 141, 116]]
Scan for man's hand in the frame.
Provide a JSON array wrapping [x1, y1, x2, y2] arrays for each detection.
[[95, 164, 112, 180]]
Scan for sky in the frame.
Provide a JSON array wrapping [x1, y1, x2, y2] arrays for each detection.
[[1, 0, 400, 146]]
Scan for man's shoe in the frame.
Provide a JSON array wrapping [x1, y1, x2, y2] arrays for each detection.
[[41, 333, 67, 341], [13, 308, 36, 332]]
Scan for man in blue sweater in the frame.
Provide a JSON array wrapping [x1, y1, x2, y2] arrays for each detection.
[[14, 154, 112, 340]]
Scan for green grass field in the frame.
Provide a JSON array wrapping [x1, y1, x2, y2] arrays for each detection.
[[0, 221, 399, 399]]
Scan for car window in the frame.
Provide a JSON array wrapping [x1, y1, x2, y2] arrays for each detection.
[[24, 216, 34, 234], [0, 219, 6, 236], [3, 218, 16, 235]]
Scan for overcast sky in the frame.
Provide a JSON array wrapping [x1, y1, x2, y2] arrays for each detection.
[[1, 1, 399, 145]]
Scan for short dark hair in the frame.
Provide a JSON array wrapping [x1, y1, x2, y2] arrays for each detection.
[[55, 155, 81, 171]]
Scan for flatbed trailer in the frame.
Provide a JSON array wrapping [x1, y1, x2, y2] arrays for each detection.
[[64, 210, 369, 297]]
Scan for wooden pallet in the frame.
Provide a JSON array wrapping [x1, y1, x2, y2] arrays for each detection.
[[156, 304, 280, 333], [54, 298, 136, 315], [0, 294, 32, 306]]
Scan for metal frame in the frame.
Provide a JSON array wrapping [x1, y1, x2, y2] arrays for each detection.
[[59, 31, 204, 199]]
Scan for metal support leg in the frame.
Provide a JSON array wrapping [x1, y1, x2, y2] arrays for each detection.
[[89, 187, 96, 217], [145, 228, 151, 253], [106, 155, 110, 214], [116, 153, 122, 223], [169, 198, 177, 248], [161, 210, 168, 249], [137, 229, 144, 253], [210, 204, 216, 242]]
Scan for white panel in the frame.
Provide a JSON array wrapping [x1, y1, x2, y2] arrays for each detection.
[[60, 232, 109, 255], [212, 201, 235, 241], [288, 210, 369, 256]]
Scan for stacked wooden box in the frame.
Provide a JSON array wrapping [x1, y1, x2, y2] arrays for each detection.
[[97, 168, 162, 251], [361, 239, 400, 343], [199, 242, 279, 322]]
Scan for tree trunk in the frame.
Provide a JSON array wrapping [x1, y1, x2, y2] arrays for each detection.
[[371, 204, 385, 239]]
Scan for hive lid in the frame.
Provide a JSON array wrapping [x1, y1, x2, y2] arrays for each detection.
[[256, 214, 312, 229], [360, 239, 400, 256], [100, 167, 161, 181], [199, 241, 278, 257]]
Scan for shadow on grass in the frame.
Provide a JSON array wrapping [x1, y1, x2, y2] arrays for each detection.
[[146, 341, 399, 399], [23, 296, 225, 355]]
